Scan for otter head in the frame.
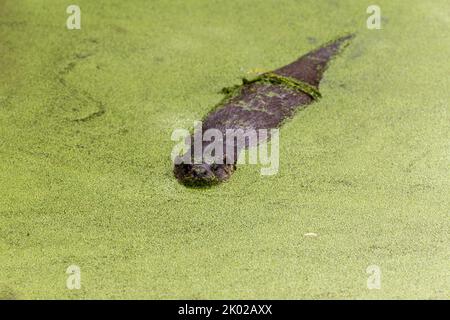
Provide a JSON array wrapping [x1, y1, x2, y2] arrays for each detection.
[[173, 158, 235, 187]]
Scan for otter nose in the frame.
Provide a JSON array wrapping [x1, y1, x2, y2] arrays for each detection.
[[193, 166, 208, 178]]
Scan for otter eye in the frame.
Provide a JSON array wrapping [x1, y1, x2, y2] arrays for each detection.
[[183, 164, 192, 174]]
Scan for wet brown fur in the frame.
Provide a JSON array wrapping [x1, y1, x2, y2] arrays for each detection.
[[174, 34, 354, 186]]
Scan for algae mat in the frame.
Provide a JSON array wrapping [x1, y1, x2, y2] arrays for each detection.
[[0, 0, 449, 299]]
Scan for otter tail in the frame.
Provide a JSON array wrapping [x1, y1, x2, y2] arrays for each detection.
[[274, 34, 355, 88]]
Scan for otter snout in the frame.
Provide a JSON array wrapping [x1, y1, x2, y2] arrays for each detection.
[[173, 161, 235, 187]]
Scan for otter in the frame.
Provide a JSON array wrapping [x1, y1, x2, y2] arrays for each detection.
[[174, 34, 354, 187]]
